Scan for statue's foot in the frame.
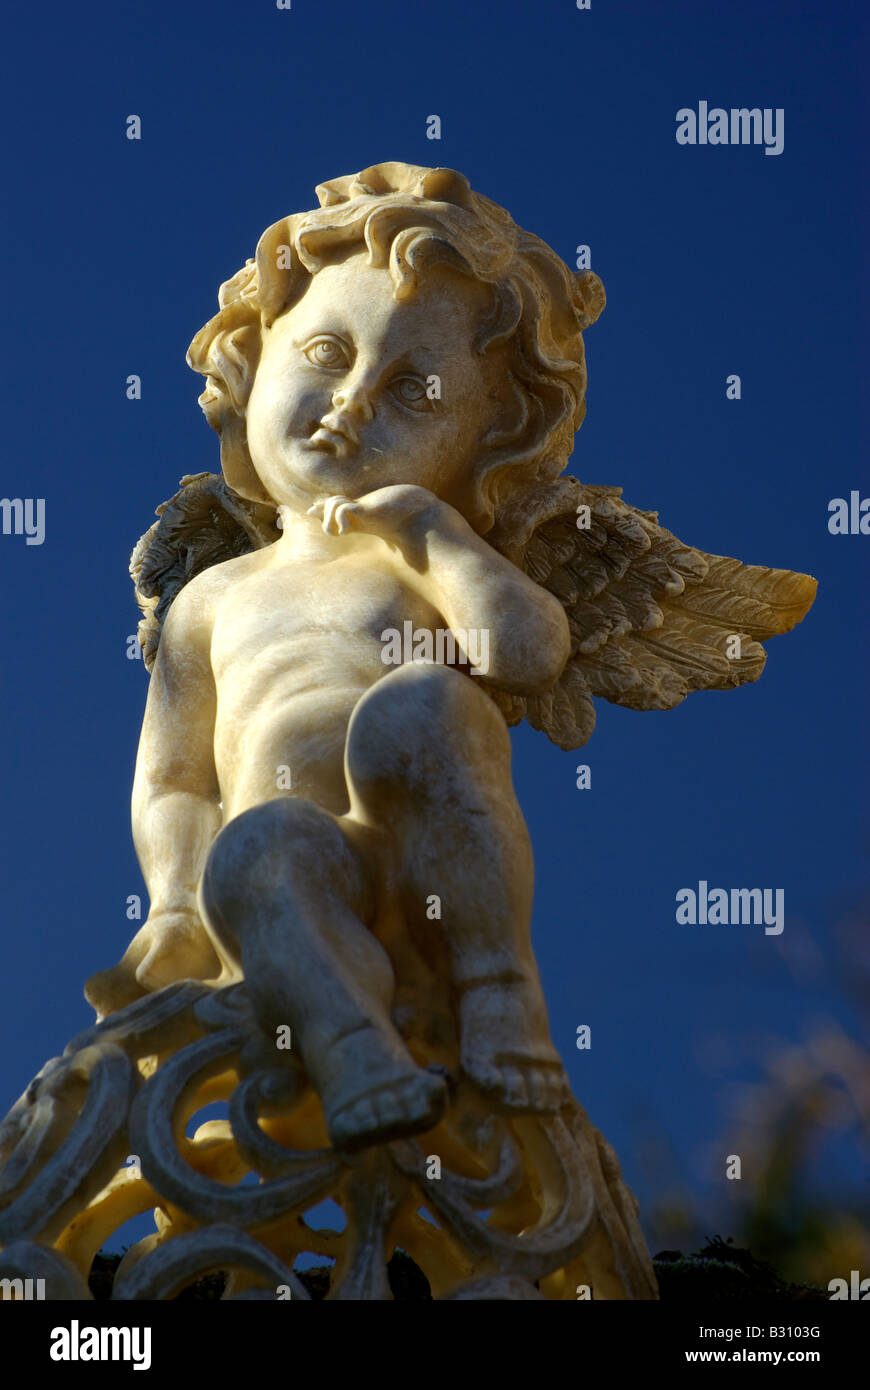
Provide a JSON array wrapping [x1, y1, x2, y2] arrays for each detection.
[[459, 978, 569, 1114], [321, 1029, 449, 1152], [328, 1070, 448, 1152]]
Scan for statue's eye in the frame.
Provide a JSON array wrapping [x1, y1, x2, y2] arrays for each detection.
[[304, 337, 349, 369], [391, 375, 430, 410]]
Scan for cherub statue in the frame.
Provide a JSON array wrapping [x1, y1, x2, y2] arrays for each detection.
[[85, 162, 816, 1159]]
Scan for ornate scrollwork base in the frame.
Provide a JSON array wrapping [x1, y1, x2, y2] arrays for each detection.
[[0, 982, 657, 1300]]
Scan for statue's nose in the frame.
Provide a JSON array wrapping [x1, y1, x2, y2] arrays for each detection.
[[331, 379, 375, 425]]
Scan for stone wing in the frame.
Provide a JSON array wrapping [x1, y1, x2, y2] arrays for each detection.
[[486, 480, 817, 750]]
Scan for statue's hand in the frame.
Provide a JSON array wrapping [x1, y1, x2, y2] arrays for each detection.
[[308, 485, 459, 563], [134, 909, 223, 993], [84, 908, 222, 1021]]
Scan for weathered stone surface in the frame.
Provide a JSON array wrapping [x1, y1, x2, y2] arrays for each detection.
[[0, 162, 815, 1299]]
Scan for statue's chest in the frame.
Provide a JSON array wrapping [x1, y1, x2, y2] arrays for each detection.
[[210, 558, 430, 667]]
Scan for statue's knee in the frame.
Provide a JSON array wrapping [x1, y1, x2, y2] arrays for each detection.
[[347, 664, 507, 789], [203, 798, 339, 915], [202, 797, 372, 943]]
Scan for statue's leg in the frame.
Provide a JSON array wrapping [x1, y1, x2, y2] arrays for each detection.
[[345, 663, 568, 1114], [200, 797, 447, 1151]]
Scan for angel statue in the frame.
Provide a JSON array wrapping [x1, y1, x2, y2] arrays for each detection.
[[0, 163, 815, 1301]]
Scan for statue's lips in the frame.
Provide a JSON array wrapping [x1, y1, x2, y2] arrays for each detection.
[[303, 428, 356, 457]]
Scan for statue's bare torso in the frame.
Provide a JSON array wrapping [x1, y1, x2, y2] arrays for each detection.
[[207, 540, 440, 819]]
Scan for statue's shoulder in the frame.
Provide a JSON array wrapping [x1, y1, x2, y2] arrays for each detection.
[[131, 473, 280, 670], [162, 545, 268, 636]]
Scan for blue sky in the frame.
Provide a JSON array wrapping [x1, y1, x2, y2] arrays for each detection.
[[0, 0, 866, 1258]]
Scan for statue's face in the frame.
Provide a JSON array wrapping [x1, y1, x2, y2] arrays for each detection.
[[245, 251, 508, 519]]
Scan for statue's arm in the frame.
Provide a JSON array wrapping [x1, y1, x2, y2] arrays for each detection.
[[313, 487, 570, 694], [419, 504, 570, 693], [131, 582, 222, 920]]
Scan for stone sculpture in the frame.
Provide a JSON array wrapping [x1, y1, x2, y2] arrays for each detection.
[[0, 163, 816, 1300]]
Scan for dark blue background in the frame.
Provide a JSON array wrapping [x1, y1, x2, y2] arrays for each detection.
[[1, 0, 866, 1257]]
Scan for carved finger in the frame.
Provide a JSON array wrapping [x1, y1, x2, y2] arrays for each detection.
[[321, 495, 352, 534], [333, 503, 361, 535]]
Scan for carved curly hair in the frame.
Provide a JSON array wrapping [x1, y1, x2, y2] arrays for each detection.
[[186, 161, 605, 558]]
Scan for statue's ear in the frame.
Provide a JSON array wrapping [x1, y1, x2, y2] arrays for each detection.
[[573, 271, 606, 330], [188, 321, 260, 415]]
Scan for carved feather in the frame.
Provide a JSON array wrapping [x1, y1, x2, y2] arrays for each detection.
[[515, 480, 816, 748]]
